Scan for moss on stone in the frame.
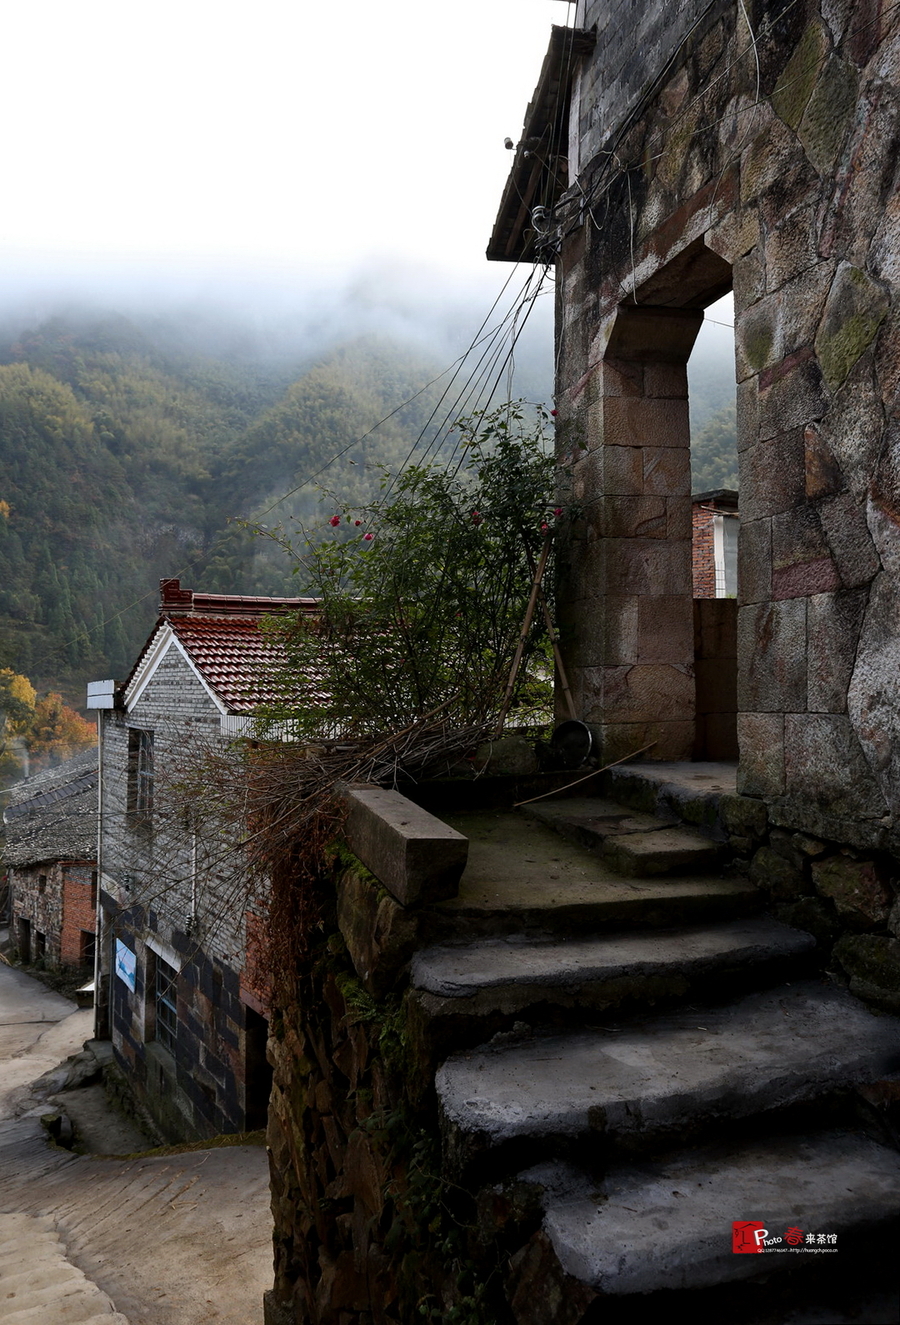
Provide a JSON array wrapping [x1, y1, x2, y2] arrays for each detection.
[[799, 55, 858, 174], [741, 316, 775, 374], [749, 845, 809, 899], [833, 933, 900, 995], [719, 793, 769, 840], [816, 266, 889, 390], [771, 21, 829, 129], [656, 121, 694, 191]]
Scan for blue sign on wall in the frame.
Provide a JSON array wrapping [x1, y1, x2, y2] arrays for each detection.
[[115, 939, 136, 991]]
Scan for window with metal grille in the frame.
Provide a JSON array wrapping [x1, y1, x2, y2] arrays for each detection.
[[154, 954, 178, 1055], [127, 729, 154, 820]]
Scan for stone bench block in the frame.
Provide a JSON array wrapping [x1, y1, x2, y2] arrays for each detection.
[[339, 784, 468, 906]]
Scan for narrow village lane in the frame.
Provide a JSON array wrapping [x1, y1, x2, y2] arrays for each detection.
[[0, 956, 272, 1325]]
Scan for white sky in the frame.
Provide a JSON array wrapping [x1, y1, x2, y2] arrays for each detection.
[[2, 0, 571, 303]]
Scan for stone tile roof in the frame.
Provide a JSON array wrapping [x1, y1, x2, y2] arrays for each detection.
[[3, 748, 97, 867]]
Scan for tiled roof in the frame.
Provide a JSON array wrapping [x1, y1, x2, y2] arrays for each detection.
[[171, 615, 324, 713], [159, 578, 318, 618], [3, 749, 97, 867], [119, 582, 326, 716]]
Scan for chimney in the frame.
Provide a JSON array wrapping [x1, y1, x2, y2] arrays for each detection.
[[159, 579, 194, 613]]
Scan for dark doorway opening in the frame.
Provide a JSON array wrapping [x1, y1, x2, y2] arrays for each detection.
[[244, 1006, 273, 1130]]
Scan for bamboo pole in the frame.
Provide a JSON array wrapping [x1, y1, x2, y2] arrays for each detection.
[[513, 741, 658, 806], [539, 590, 577, 722], [495, 537, 551, 735]]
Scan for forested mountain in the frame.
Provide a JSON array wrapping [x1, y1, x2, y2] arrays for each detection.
[[0, 309, 737, 708], [0, 314, 453, 702]]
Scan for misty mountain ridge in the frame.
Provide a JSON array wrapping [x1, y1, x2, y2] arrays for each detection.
[[0, 305, 736, 707]]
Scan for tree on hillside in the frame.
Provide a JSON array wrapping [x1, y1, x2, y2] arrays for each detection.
[[26, 693, 96, 770], [691, 402, 737, 491], [0, 669, 95, 782]]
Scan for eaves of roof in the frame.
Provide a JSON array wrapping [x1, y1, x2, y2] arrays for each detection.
[[487, 25, 595, 264]]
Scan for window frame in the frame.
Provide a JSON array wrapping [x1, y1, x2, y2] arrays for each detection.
[[127, 728, 154, 823], [153, 952, 178, 1056]]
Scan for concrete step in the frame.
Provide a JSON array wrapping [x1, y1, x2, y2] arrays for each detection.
[[602, 760, 738, 825], [436, 979, 900, 1172], [521, 798, 680, 846], [412, 916, 817, 1021], [513, 1130, 900, 1301], [522, 797, 722, 875], [430, 811, 758, 939]]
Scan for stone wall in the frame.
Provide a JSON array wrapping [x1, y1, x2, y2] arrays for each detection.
[[9, 860, 95, 968], [110, 903, 269, 1141], [571, 0, 715, 175], [265, 868, 536, 1325], [10, 863, 64, 964], [554, 0, 900, 850]]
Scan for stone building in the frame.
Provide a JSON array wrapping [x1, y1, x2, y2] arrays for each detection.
[[89, 579, 318, 1142], [4, 749, 97, 969], [490, 0, 900, 874], [260, 4, 900, 1319]]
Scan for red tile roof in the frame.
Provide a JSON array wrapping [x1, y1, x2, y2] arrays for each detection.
[[159, 577, 317, 618], [123, 582, 326, 715], [170, 615, 297, 712]]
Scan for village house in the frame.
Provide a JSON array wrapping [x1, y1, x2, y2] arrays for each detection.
[[88, 578, 317, 1142], [692, 488, 739, 598], [4, 748, 97, 970]]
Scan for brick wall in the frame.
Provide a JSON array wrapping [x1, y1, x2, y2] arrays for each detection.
[[692, 504, 717, 597], [60, 865, 96, 964]]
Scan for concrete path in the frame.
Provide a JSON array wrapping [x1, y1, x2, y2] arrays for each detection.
[[0, 959, 272, 1325]]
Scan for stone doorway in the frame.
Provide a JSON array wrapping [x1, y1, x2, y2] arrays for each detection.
[[558, 238, 733, 765]]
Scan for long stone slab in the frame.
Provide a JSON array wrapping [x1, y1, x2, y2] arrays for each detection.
[[437, 980, 900, 1152], [600, 826, 721, 876], [523, 1130, 900, 1295], [339, 783, 468, 905], [412, 917, 815, 1013], [522, 798, 680, 843]]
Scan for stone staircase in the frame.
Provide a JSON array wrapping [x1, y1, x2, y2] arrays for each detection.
[[409, 789, 900, 1323]]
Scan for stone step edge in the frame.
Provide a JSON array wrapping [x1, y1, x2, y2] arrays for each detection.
[[412, 916, 816, 1003], [436, 980, 900, 1154], [512, 1128, 900, 1297]]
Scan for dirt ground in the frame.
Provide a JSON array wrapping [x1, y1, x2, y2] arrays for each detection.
[[0, 951, 273, 1325]]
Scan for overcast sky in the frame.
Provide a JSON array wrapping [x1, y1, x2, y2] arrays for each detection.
[[1, 0, 571, 311]]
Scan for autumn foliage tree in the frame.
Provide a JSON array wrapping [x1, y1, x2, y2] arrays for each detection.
[[0, 668, 95, 782]]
